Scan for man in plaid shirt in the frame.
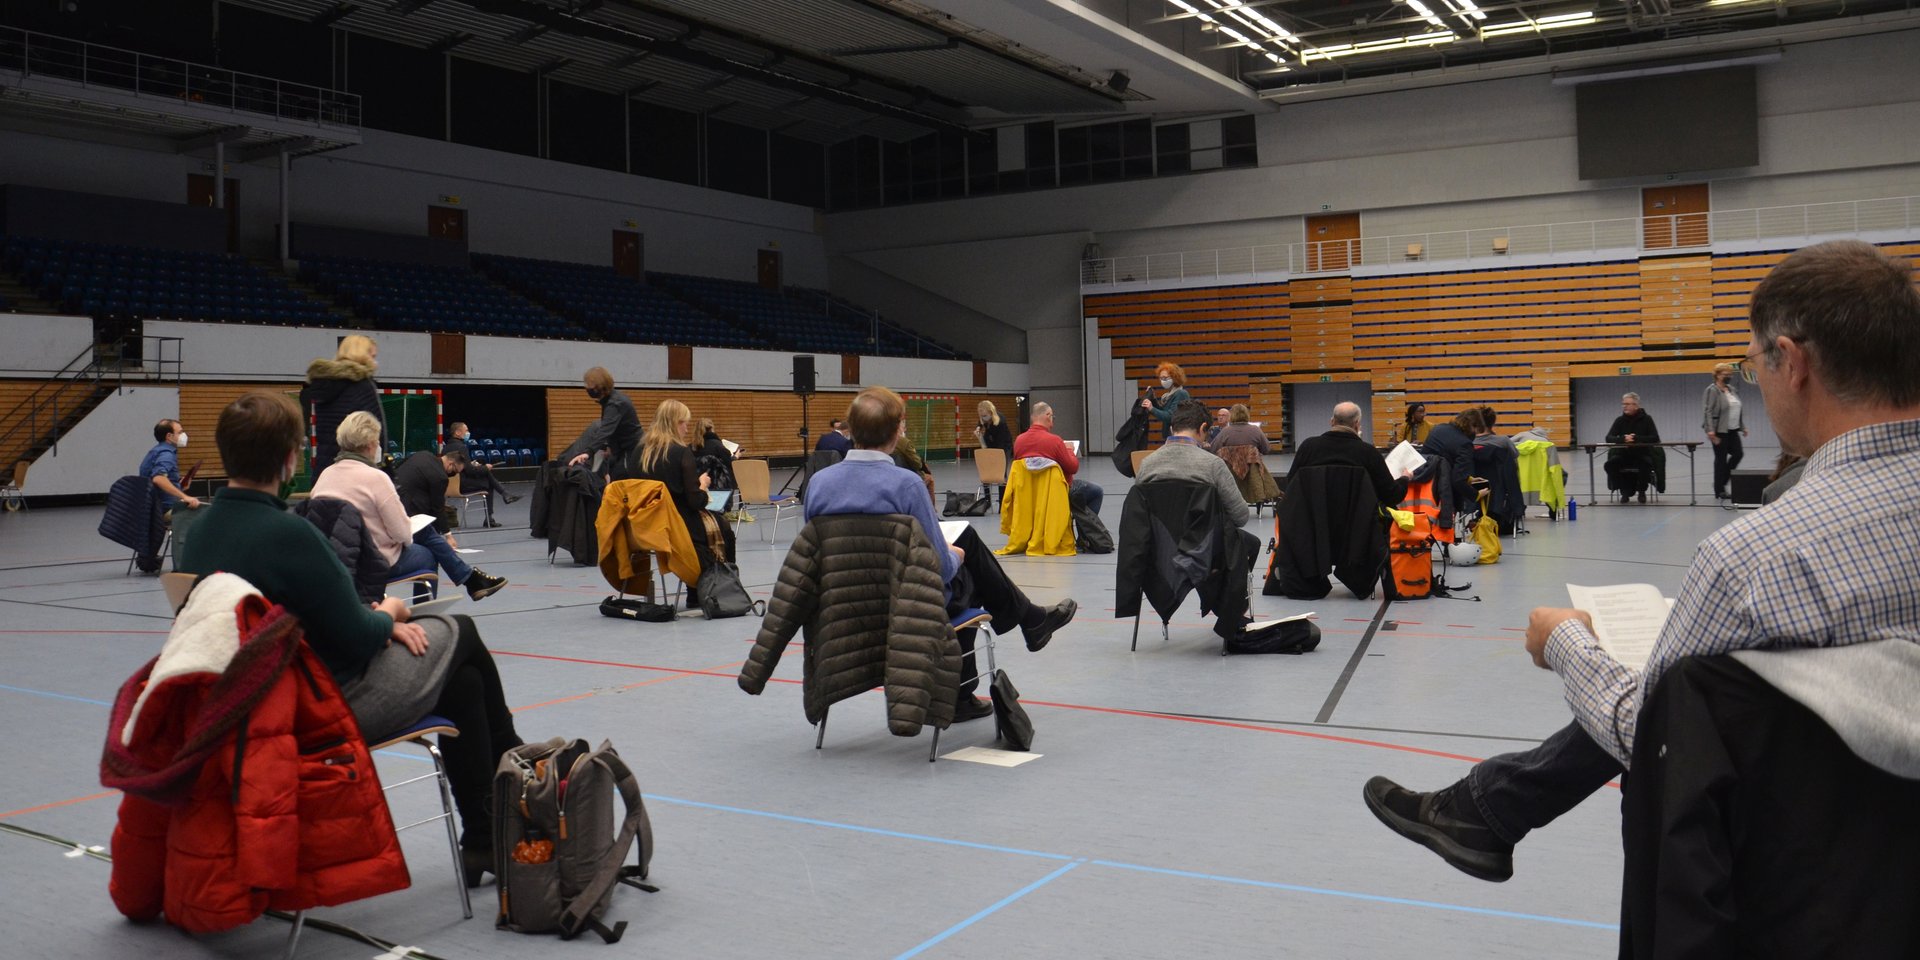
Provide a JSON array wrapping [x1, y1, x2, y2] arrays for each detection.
[[1365, 240, 1920, 882]]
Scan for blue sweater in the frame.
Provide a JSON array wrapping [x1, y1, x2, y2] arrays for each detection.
[[804, 450, 957, 583], [138, 441, 180, 512]]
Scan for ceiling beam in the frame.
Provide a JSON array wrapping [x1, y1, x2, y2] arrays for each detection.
[[505, 23, 548, 44], [440, 0, 968, 133], [311, 3, 359, 27], [828, 39, 960, 57], [173, 125, 252, 153], [393, 0, 436, 17], [427, 31, 473, 54]]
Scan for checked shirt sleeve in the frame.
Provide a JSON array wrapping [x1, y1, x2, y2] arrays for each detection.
[[1544, 538, 1752, 766]]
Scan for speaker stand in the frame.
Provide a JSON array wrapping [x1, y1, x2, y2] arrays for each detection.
[[776, 392, 812, 497]]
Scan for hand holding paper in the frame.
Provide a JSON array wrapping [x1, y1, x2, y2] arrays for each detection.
[[1383, 441, 1425, 479], [1562, 583, 1672, 671]]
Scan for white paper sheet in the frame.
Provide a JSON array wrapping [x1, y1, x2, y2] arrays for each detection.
[[1246, 612, 1314, 631], [1384, 441, 1425, 478], [940, 746, 1043, 767], [1566, 583, 1671, 671], [938, 520, 968, 544], [720, 439, 740, 456], [1063, 440, 1081, 456], [454, 548, 482, 554], [408, 513, 437, 535]]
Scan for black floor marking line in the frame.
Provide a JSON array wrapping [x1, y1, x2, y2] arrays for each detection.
[[0, 557, 129, 573], [1314, 597, 1390, 724], [0, 596, 176, 621], [1379, 621, 1398, 631], [1502, 552, 1690, 568], [1148, 712, 1544, 745]]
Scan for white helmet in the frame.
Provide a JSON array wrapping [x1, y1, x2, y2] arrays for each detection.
[[1446, 543, 1483, 566]]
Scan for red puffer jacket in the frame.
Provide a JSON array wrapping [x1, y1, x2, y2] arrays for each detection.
[[100, 574, 409, 933]]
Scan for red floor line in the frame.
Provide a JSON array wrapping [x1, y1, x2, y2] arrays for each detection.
[[495, 649, 801, 685], [0, 789, 120, 821], [0, 630, 171, 635]]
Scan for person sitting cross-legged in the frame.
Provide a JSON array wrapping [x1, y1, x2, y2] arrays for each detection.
[[806, 386, 1079, 721], [177, 391, 526, 887], [1362, 239, 1920, 884], [316, 413, 507, 602]]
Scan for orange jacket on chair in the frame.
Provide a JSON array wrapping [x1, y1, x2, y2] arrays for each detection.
[[100, 573, 409, 934], [596, 479, 700, 595], [997, 459, 1076, 556]]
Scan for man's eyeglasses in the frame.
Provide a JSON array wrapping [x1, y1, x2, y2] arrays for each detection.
[[1734, 347, 1765, 384]]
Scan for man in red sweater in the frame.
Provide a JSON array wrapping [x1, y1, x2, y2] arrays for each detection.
[[1012, 402, 1104, 515]]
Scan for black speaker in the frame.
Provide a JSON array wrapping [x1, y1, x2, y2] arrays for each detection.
[[791, 355, 815, 396]]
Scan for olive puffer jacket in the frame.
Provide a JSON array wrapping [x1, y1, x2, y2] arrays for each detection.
[[738, 514, 957, 736]]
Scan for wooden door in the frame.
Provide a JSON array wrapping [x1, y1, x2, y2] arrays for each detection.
[[186, 174, 241, 252], [429, 205, 468, 245], [1305, 212, 1360, 272], [613, 230, 643, 279], [1642, 184, 1710, 250], [757, 249, 782, 290]]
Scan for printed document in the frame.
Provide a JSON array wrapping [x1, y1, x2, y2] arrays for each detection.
[[1565, 583, 1672, 671], [1384, 441, 1425, 478]]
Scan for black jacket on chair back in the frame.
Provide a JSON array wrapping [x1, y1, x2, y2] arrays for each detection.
[[1116, 479, 1253, 635], [1265, 464, 1386, 601]]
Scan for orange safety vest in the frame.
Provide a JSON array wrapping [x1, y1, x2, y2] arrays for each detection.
[[1399, 478, 1455, 544]]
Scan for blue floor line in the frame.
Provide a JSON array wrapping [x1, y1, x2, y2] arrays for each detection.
[[647, 793, 1616, 932], [646, 794, 1076, 861], [1088, 860, 1617, 930], [0, 683, 113, 707], [893, 860, 1084, 960]]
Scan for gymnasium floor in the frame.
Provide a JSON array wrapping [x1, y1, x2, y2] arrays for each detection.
[[0, 457, 1740, 959]]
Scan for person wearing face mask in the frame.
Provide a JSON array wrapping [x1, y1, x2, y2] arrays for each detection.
[[178, 391, 525, 888], [1702, 362, 1748, 500], [1138, 362, 1191, 434], [1604, 393, 1662, 504], [301, 335, 388, 480], [139, 418, 200, 515], [562, 366, 640, 477]]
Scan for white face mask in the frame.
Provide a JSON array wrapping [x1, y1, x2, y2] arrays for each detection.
[[1159, 378, 1173, 389], [173, 432, 188, 448]]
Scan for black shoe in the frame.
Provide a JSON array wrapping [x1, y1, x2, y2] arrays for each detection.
[[1620, 492, 1632, 504], [952, 696, 994, 722], [504, 493, 521, 504], [1637, 491, 1647, 504], [465, 569, 507, 601], [461, 846, 495, 888], [1362, 776, 1513, 882], [1023, 598, 1079, 653], [483, 517, 503, 528]]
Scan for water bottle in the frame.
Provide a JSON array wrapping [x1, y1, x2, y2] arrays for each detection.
[[1566, 497, 1578, 521]]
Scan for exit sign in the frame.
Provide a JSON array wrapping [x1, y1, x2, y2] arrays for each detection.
[[1618, 366, 1632, 375], [1318, 374, 1332, 382], [439, 195, 461, 204]]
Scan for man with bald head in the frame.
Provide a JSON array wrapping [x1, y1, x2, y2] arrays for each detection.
[[1290, 401, 1408, 507], [1013, 400, 1103, 515]]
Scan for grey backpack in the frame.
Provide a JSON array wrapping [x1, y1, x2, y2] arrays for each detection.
[[493, 738, 657, 942], [696, 561, 763, 620]]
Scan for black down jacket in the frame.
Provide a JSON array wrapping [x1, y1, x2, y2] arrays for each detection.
[[739, 514, 957, 736]]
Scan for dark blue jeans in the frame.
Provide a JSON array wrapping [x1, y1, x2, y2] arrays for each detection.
[[400, 527, 473, 585], [1465, 720, 1623, 845], [1070, 479, 1104, 516]]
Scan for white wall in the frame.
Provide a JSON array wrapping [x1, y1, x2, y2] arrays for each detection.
[[24, 385, 178, 497], [1, 314, 96, 375], [1290, 382, 1375, 441]]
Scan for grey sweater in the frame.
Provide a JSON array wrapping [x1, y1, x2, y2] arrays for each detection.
[[1134, 440, 1250, 527]]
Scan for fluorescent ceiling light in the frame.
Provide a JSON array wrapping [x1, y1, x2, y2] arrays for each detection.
[[1481, 12, 1596, 37], [1302, 31, 1456, 61], [1404, 0, 1450, 30]]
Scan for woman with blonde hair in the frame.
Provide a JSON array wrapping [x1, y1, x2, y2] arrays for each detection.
[[1702, 361, 1747, 500], [1138, 361, 1191, 428], [629, 400, 734, 605], [301, 334, 386, 478], [973, 399, 1014, 461]]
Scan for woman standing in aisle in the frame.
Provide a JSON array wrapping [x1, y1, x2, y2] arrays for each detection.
[[1139, 362, 1191, 430], [1702, 362, 1748, 500]]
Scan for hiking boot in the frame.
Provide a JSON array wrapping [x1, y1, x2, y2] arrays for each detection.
[[1362, 776, 1514, 882], [1024, 598, 1078, 652], [465, 569, 507, 601], [952, 696, 994, 722]]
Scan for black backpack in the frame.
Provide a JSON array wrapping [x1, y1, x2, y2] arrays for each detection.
[[1224, 618, 1322, 655], [696, 562, 763, 619], [989, 670, 1034, 751], [599, 596, 675, 622], [1070, 500, 1113, 554], [942, 491, 992, 517]]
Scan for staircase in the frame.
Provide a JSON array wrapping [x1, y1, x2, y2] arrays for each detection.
[[0, 337, 179, 485], [252, 257, 361, 327]]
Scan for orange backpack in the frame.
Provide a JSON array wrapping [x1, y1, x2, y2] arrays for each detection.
[[1383, 513, 1434, 600]]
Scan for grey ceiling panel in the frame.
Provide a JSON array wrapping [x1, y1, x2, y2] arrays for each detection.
[[852, 46, 1117, 115]]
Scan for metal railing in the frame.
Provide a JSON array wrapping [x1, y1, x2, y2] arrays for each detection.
[[1080, 195, 1920, 287], [0, 335, 185, 469], [0, 25, 361, 127]]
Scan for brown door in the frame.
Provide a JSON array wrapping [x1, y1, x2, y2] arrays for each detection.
[[186, 174, 242, 252], [1642, 184, 1710, 250], [1305, 212, 1360, 272], [613, 230, 643, 279], [429, 206, 468, 246], [757, 249, 782, 290]]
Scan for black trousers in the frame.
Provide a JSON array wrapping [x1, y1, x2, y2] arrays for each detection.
[[1710, 431, 1744, 495], [947, 525, 1040, 698], [434, 616, 524, 850], [460, 463, 507, 519], [1464, 720, 1622, 845]]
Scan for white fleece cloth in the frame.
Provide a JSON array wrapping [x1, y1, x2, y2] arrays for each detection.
[[1733, 641, 1920, 779], [122, 572, 262, 745]]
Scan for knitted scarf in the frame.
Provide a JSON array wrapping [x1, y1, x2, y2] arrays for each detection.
[[99, 603, 303, 805]]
